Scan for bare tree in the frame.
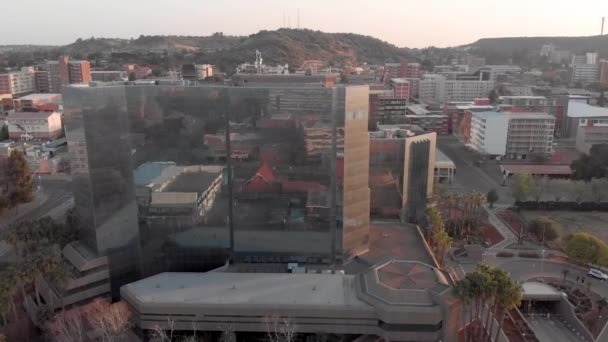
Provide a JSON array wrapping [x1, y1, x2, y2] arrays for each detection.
[[529, 176, 548, 202], [264, 315, 298, 342], [590, 178, 608, 203], [219, 324, 236, 342], [83, 298, 133, 342], [570, 180, 588, 203], [47, 309, 86, 342]]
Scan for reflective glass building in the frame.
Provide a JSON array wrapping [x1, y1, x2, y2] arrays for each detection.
[[63, 83, 370, 293]]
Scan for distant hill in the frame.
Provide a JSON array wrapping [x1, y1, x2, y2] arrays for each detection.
[[465, 35, 608, 64], [56, 29, 412, 73]]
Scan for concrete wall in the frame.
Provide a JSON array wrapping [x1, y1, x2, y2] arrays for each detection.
[[557, 297, 595, 342]]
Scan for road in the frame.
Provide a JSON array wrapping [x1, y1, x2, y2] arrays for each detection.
[[437, 135, 513, 204], [527, 315, 585, 342], [483, 257, 608, 298], [0, 175, 73, 227]]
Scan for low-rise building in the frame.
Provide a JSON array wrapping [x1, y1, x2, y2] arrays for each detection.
[[134, 163, 224, 229], [14, 93, 62, 112], [6, 111, 63, 140], [567, 101, 608, 154], [443, 101, 494, 136]]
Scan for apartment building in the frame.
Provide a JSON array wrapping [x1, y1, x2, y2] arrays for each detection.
[[469, 111, 510, 156], [600, 59, 608, 86], [443, 100, 494, 135], [571, 52, 600, 83], [384, 61, 421, 84], [0, 68, 36, 95], [68, 61, 92, 84], [48, 56, 91, 92], [499, 96, 566, 136], [34, 71, 50, 93], [468, 111, 555, 159], [390, 78, 410, 99], [506, 113, 555, 159], [419, 74, 494, 103]]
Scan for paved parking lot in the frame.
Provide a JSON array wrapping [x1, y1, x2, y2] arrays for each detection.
[[437, 136, 513, 204]]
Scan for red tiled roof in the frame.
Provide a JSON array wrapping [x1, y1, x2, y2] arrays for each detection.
[[257, 163, 276, 182]]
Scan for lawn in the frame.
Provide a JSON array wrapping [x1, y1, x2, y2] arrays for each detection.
[[521, 211, 608, 244]]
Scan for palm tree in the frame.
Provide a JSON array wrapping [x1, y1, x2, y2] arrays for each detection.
[[454, 277, 472, 342], [433, 226, 452, 268], [494, 281, 523, 342]]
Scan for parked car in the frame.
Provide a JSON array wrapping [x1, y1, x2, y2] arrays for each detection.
[[587, 269, 608, 280]]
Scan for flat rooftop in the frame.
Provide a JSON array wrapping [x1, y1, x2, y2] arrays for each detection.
[[568, 101, 608, 118], [16, 93, 61, 101], [435, 149, 455, 168], [522, 281, 564, 301], [164, 170, 221, 196], [122, 271, 368, 307]]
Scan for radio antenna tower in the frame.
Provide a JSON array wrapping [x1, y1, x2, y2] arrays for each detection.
[[602, 17, 605, 35], [282, 11, 286, 28], [297, 9, 300, 29]]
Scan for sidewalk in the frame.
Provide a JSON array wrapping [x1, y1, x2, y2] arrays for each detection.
[[486, 204, 517, 250]]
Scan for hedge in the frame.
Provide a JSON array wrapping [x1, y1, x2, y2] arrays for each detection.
[[515, 201, 608, 211]]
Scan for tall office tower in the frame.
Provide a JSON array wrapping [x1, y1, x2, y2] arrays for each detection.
[[63, 83, 371, 293]]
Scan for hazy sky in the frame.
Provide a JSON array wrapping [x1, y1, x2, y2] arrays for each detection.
[[4, 0, 608, 47]]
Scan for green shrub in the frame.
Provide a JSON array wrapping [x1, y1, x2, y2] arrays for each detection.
[[565, 233, 608, 266]]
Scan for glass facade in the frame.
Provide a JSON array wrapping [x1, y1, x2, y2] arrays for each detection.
[[63, 83, 370, 290]]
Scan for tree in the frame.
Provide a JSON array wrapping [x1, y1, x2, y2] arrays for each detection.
[[83, 298, 133, 342], [264, 315, 298, 342], [590, 178, 608, 202], [488, 89, 499, 104], [486, 189, 498, 208], [5, 149, 33, 212], [528, 217, 560, 243], [565, 232, 608, 266], [512, 173, 531, 205], [571, 144, 608, 181], [47, 309, 86, 342], [528, 176, 548, 202], [493, 281, 523, 342], [432, 225, 452, 267]]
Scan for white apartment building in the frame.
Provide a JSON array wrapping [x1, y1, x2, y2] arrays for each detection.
[[469, 111, 509, 156], [506, 113, 555, 159], [469, 111, 555, 159], [572, 64, 600, 83], [0, 68, 36, 95], [419, 74, 494, 103]]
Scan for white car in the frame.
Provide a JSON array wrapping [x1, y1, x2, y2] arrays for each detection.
[[588, 269, 608, 280]]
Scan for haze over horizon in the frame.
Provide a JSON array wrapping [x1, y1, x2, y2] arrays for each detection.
[[3, 0, 608, 48]]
